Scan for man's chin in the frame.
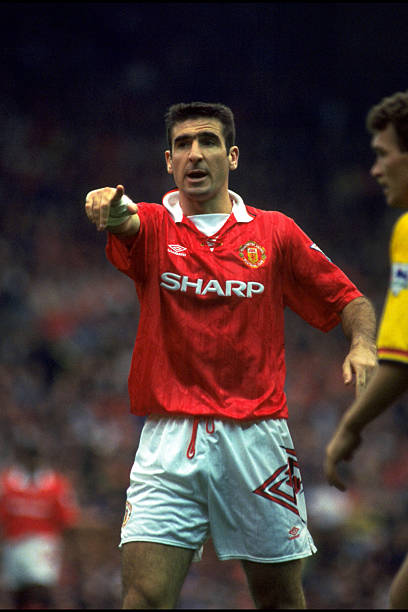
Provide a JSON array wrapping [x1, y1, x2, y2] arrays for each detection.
[[388, 194, 408, 209], [183, 187, 212, 201]]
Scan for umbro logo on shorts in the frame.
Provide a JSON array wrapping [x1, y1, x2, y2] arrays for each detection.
[[253, 448, 302, 516], [168, 244, 188, 256], [288, 526, 300, 540]]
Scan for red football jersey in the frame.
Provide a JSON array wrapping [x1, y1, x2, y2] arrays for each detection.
[[0, 467, 79, 541], [106, 190, 362, 420]]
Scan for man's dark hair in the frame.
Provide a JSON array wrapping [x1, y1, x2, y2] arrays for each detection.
[[165, 102, 236, 152], [366, 91, 408, 151]]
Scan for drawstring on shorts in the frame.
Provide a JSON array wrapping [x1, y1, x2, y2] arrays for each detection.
[[186, 416, 215, 459]]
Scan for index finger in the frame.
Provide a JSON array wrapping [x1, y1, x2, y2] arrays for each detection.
[[98, 185, 125, 230], [324, 456, 347, 491], [342, 357, 353, 385], [85, 184, 124, 205], [85, 185, 126, 230], [112, 184, 125, 205], [355, 373, 367, 398]]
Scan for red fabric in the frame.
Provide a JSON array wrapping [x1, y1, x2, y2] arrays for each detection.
[[106, 202, 362, 420], [0, 468, 79, 541]]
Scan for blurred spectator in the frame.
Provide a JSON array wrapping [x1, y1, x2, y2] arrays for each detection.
[[0, 439, 79, 609]]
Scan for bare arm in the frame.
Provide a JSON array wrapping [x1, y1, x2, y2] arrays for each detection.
[[340, 296, 378, 394], [85, 184, 140, 237], [325, 361, 408, 490]]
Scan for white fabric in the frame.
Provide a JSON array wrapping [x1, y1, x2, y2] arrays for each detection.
[[2, 535, 62, 588], [187, 213, 229, 236], [162, 189, 254, 224], [106, 194, 133, 228], [120, 416, 317, 563]]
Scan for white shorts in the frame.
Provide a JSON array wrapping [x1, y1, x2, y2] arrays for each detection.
[[121, 416, 317, 563], [2, 535, 62, 589]]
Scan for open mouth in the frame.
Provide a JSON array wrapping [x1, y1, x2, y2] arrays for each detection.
[[186, 170, 208, 180]]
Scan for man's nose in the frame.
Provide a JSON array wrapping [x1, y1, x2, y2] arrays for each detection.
[[370, 161, 381, 178], [188, 140, 203, 160]]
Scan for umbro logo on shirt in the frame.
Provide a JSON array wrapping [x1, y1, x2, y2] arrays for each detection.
[[168, 244, 188, 257]]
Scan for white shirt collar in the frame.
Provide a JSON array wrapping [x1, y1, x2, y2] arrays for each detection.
[[162, 189, 254, 224]]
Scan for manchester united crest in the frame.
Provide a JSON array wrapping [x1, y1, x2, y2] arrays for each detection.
[[239, 241, 266, 269], [122, 500, 132, 527]]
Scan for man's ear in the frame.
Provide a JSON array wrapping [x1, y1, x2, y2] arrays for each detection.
[[228, 146, 239, 171], [165, 150, 173, 174]]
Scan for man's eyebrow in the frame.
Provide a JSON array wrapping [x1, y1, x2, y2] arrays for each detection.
[[173, 131, 221, 144]]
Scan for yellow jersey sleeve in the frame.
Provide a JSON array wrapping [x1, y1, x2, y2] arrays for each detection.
[[377, 212, 408, 364]]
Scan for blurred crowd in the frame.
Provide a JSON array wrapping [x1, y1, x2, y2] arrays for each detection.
[[1, 7, 408, 607]]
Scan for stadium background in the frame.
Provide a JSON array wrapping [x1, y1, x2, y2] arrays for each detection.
[[1, 2, 408, 608]]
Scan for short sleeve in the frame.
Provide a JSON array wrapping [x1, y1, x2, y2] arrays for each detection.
[[282, 219, 362, 332], [105, 203, 162, 282]]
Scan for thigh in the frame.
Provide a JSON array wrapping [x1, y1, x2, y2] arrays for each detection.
[[390, 552, 408, 609], [121, 541, 194, 609], [242, 558, 306, 609]]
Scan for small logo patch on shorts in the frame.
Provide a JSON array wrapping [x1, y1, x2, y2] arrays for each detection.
[[122, 501, 132, 527], [288, 526, 300, 540]]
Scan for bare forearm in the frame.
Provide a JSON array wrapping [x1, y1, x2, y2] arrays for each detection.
[[340, 297, 377, 389], [340, 296, 377, 347], [342, 361, 408, 433]]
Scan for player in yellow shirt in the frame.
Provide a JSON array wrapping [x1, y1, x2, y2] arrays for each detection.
[[325, 90, 408, 609], [377, 211, 408, 365]]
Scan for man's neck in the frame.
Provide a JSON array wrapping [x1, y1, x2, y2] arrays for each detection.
[[179, 192, 233, 216]]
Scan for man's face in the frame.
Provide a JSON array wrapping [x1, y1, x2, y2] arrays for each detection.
[[371, 123, 408, 208], [165, 117, 238, 203]]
